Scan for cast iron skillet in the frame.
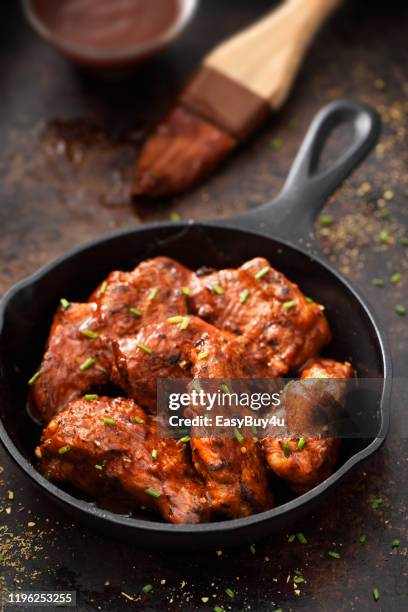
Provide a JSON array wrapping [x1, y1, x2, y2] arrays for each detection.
[[0, 100, 391, 549]]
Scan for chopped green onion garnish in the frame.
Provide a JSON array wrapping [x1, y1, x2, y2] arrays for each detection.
[[102, 417, 116, 425], [192, 380, 202, 393], [249, 544, 256, 555], [84, 393, 98, 400], [178, 435, 191, 444], [395, 304, 406, 316], [288, 534, 295, 543], [58, 445, 70, 455], [95, 464, 103, 471], [283, 441, 291, 458], [137, 344, 152, 354], [390, 273, 401, 285], [214, 607, 224, 612], [372, 588, 380, 602], [391, 538, 400, 548], [328, 551, 341, 559], [144, 487, 161, 498], [181, 287, 190, 296], [180, 316, 190, 330], [169, 212, 182, 221], [319, 214, 334, 227], [305, 296, 314, 303], [400, 237, 408, 247], [297, 437, 306, 450], [283, 300, 297, 310], [99, 281, 108, 295], [28, 371, 41, 385], [79, 357, 96, 372], [212, 284, 224, 295], [379, 229, 391, 243], [149, 287, 158, 300], [296, 532, 307, 544], [225, 588, 235, 599], [294, 576, 305, 584], [129, 307, 142, 317], [133, 416, 144, 424], [60, 298, 70, 310], [151, 449, 158, 460], [80, 329, 99, 339], [197, 351, 209, 360], [359, 534, 366, 544], [235, 429, 244, 444], [274, 609, 283, 612], [255, 266, 270, 279], [168, 315, 184, 324], [372, 278, 385, 287], [142, 584, 153, 593], [240, 289, 250, 304], [371, 498, 383, 508], [221, 383, 231, 395]]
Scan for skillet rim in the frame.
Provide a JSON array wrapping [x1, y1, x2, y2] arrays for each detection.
[[0, 220, 392, 535]]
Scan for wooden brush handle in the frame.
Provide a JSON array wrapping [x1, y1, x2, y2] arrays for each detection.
[[205, 0, 340, 109]]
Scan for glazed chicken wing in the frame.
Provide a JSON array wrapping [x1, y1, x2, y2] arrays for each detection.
[[188, 257, 331, 373], [261, 357, 353, 493], [36, 396, 210, 524]]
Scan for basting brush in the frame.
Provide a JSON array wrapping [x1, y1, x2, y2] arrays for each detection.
[[132, 0, 340, 199]]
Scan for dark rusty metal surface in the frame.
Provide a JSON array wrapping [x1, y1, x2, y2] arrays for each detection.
[[0, 1, 407, 610]]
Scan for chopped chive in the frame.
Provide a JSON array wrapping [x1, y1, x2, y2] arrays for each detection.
[[95, 464, 103, 471], [294, 576, 305, 584], [395, 304, 406, 316], [305, 296, 314, 303], [142, 584, 153, 593], [28, 371, 41, 385], [129, 307, 142, 317], [169, 212, 182, 222], [180, 316, 190, 330], [178, 435, 191, 444], [271, 137, 283, 150], [151, 449, 158, 460], [319, 214, 334, 227], [133, 416, 144, 424], [400, 237, 408, 247], [168, 315, 184, 324], [99, 280, 108, 295], [240, 289, 250, 304], [372, 278, 385, 287], [137, 344, 152, 354], [149, 287, 158, 300], [283, 300, 297, 310], [391, 538, 400, 548], [328, 551, 341, 559], [235, 429, 244, 444], [181, 286, 190, 296], [379, 229, 391, 243], [359, 534, 367, 544], [221, 383, 231, 395], [296, 533, 307, 544], [251, 424, 257, 435], [274, 609, 283, 612], [372, 588, 380, 602], [80, 329, 99, 339], [297, 437, 306, 450], [84, 393, 98, 400], [390, 273, 401, 285], [283, 441, 291, 458], [288, 534, 295, 543], [79, 357, 96, 372], [225, 588, 235, 599], [255, 266, 270, 280], [212, 284, 224, 295], [58, 445, 70, 455], [60, 298, 70, 310], [214, 607, 224, 612], [102, 417, 116, 426], [192, 380, 202, 393], [144, 487, 161, 498], [371, 498, 383, 508], [197, 351, 209, 360], [249, 543, 256, 555]]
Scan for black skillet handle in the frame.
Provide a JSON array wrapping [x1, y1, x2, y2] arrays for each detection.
[[225, 100, 381, 252]]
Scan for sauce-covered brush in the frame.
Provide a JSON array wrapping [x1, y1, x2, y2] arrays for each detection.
[[133, 0, 340, 199]]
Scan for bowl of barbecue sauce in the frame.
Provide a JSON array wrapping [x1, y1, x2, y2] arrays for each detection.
[[23, 0, 198, 69]]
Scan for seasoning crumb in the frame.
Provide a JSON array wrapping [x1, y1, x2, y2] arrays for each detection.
[[216, 549, 223, 556], [27, 522, 35, 528], [121, 592, 135, 601]]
